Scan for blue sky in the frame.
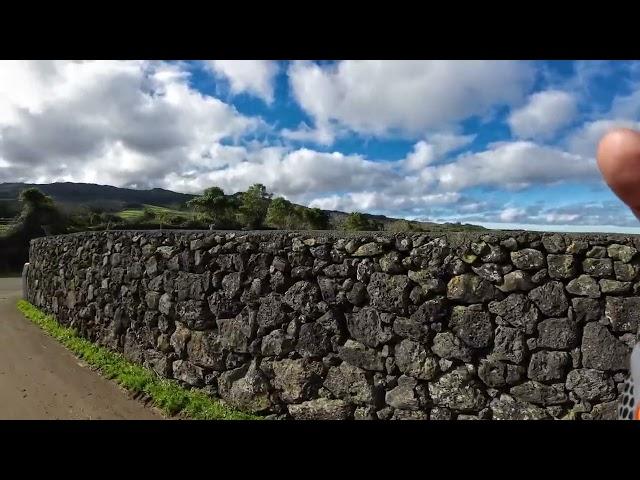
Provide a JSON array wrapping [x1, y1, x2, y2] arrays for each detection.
[[1, 60, 640, 232]]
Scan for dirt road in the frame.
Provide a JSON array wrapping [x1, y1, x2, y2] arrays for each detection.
[[0, 277, 161, 420]]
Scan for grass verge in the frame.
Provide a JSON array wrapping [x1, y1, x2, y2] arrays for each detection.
[[17, 300, 260, 420]]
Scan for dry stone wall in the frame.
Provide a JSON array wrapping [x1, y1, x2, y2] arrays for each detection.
[[26, 230, 640, 420]]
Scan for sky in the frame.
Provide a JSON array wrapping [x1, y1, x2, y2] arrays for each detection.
[[1, 60, 640, 232]]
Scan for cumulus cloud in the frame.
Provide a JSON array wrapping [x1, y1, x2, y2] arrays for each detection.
[[565, 118, 640, 157], [288, 60, 534, 142], [403, 132, 476, 171], [426, 141, 598, 191], [205, 60, 280, 104], [508, 90, 577, 140], [0, 60, 262, 187], [281, 121, 337, 146]]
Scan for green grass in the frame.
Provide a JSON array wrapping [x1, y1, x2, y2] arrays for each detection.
[[116, 204, 192, 222], [17, 300, 260, 420]]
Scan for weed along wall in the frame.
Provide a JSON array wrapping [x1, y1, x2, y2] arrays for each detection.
[[25, 230, 640, 420]]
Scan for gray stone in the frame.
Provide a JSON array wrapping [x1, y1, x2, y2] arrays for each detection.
[[158, 293, 175, 317], [447, 273, 495, 304], [542, 234, 566, 254], [391, 410, 429, 420], [599, 279, 632, 295], [432, 332, 474, 362], [346, 282, 367, 306], [472, 263, 503, 283], [271, 358, 323, 403], [297, 322, 332, 358], [379, 251, 404, 274], [407, 270, 446, 294], [284, 281, 320, 314], [410, 297, 448, 324], [261, 329, 295, 357], [547, 254, 577, 279], [393, 316, 429, 342], [581, 323, 631, 371], [218, 361, 272, 412], [169, 322, 191, 358], [566, 240, 588, 255], [605, 296, 640, 332], [217, 310, 256, 353], [367, 273, 411, 314], [145, 291, 161, 310], [288, 398, 353, 420], [395, 339, 439, 380], [586, 246, 607, 258], [478, 359, 524, 388], [480, 244, 508, 263], [354, 406, 376, 420], [488, 293, 539, 334], [590, 400, 618, 420], [490, 326, 527, 364], [172, 360, 204, 387], [614, 261, 638, 282], [449, 304, 493, 348], [356, 259, 376, 283], [607, 244, 637, 263], [528, 281, 569, 316], [511, 249, 545, 270], [536, 318, 579, 350], [428, 367, 486, 412], [353, 242, 385, 256], [323, 362, 376, 405], [347, 307, 393, 348], [582, 258, 613, 277], [257, 294, 288, 332], [566, 275, 600, 298], [572, 297, 603, 323], [187, 330, 226, 369], [385, 376, 420, 410], [510, 381, 568, 406], [143, 350, 172, 377], [566, 369, 616, 402], [430, 407, 453, 420], [338, 340, 385, 371], [497, 270, 535, 292], [490, 394, 551, 420], [527, 351, 571, 382], [176, 300, 214, 330]]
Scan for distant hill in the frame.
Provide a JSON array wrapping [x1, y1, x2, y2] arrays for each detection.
[[0, 182, 196, 213], [0, 181, 485, 232]]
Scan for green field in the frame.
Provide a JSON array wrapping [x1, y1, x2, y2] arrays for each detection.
[[0, 224, 13, 235], [116, 204, 193, 222]]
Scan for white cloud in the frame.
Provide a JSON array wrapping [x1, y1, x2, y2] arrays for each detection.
[[499, 207, 527, 222], [288, 60, 534, 142], [508, 90, 577, 140], [206, 60, 279, 104], [565, 118, 640, 157], [0, 60, 262, 188], [427, 141, 598, 191], [308, 191, 460, 213], [281, 121, 336, 146], [403, 132, 476, 171]]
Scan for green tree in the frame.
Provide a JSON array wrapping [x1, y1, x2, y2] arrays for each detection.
[[142, 207, 156, 221], [341, 212, 381, 231], [266, 197, 301, 229], [187, 187, 237, 228], [239, 184, 272, 229], [18, 188, 67, 235], [387, 219, 423, 232], [301, 207, 330, 230]]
